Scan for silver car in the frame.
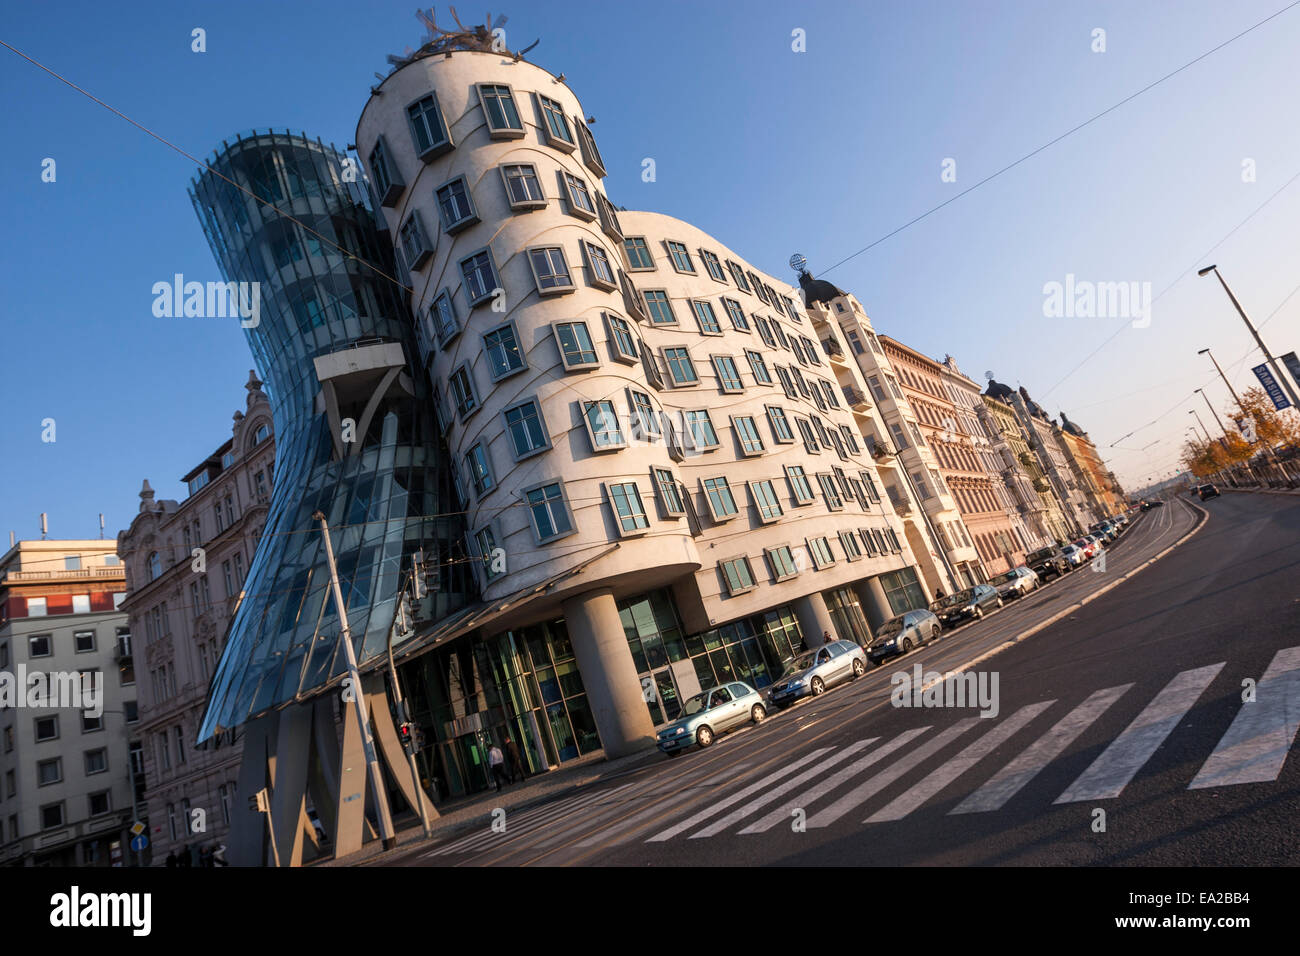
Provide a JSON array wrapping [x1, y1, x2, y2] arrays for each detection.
[[1060, 544, 1086, 567], [992, 565, 1040, 599], [868, 609, 942, 666], [656, 681, 767, 754], [767, 640, 868, 708]]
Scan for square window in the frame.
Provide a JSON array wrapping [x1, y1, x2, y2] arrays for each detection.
[[478, 83, 525, 137], [766, 545, 799, 582], [436, 176, 479, 233], [583, 400, 626, 450], [604, 313, 639, 364], [702, 476, 739, 521], [369, 135, 405, 206], [465, 443, 495, 496], [504, 400, 550, 460], [29, 634, 52, 658], [691, 300, 722, 335], [720, 556, 756, 596], [88, 791, 111, 816], [536, 94, 576, 150], [554, 321, 599, 370], [666, 240, 695, 274], [37, 757, 61, 786], [398, 211, 433, 270], [74, 630, 96, 653], [562, 172, 597, 220], [484, 321, 527, 380], [700, 249, 727, 283], [460, 249, 499, 308], [500, 163, 546, 209], [84, 748, 108, 775], [40, 803, 64, 830], [35, 715, 58, 742], [448, 364, 479, 419], [663, 347, 699, 386], [525, 482, 575, 541], [623, 237, 655, 271], [527, 246, 575, 295], [643, 290, 676, 325], [733, 416, 765, 456], [607, 482, 650, 535], [712, 354, 743, 393], [582, 241, 617, 290], [748, 479, 784, 523], [652, 467, 685, 516], [406, 92, 454, 160]]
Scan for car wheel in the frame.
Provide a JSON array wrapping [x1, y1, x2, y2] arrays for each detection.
[[751, 704, 766, 724], [852, 659, 866, 678], [696, 725, 714, 748], [975, 606, 984, 620], [810, 677, 825, 696], [902, 638, 914, 653], [996, 598, 1004, 609], [932, 624, 942, 640]]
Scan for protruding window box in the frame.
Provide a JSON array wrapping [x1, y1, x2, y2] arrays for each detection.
[[477, 83, 526, 139], [436, 176, 479, 234], [406, 92, 454, 163], [527, 246, 576, 296], [536, 94, 577, 153], [369, 136, 405, 207]]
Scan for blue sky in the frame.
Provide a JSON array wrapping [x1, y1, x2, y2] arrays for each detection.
[[3, 0, 1299, 541]]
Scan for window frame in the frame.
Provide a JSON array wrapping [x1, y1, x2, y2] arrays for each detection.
[[562, 171, 598, 221], [785, 464, 816, 505], [683, 409, 720, 451], [526, 245, 576, 296], [604, 312, 639, 364], [643, 289, 676, 326], [503, 398, 552, 461], [748, 479, 784, 524], [766, 404, 795, 443], [765, 545, 800, 582], [623, 236, 655, 272], [732, 415, 765, 457], [398, 210, 433, 271], [691, 299, 723, 336], [807, 535, 836, 570], [535, 93, 577, 151], [711, 354, 744, 393], [477, 82, 525, 138], [651, 467, 686, 517], [369, 135, 405, 206], [606, 481, 650, 537], [701, 475, 739, 522], [582, 399, 626, 451], [719, 556, 757, 596], [553, 320, 600, 371], [464, 442, 496, 498], [663, 346, 700, 387], [459, 247, 500, 309], [483, 320, 528, 381], [499, 162, 546, 210], [666, 240, 696, 275], [522, 480, 576, 543], [581, 240, 617, 290], [405, 91, 454, 161], [699, 249, 727, 283], [447, 362, 479, 420]]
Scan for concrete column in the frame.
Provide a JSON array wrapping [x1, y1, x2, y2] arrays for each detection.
[[561, 588, 656, 759], [853, 575, 893, 632], [793, 590, 836, 648]]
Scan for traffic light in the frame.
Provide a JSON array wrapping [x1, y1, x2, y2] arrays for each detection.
[[398, 721, 416, 755]]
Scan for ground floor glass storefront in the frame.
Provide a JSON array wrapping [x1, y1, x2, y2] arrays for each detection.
[[824, 586, 873, 647], [879, 566, 928, 616]]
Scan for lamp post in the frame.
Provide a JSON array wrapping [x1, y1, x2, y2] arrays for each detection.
[[1197, 266, 1300, 408], [1195, 388, 1231, 448], [1196, 347, 1246, 414], [1188, 410, 1213, 445]]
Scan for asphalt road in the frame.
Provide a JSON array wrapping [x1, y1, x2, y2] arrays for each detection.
[[390, 492, 1300, 866]]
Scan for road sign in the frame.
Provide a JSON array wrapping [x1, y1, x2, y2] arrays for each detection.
[[130, 821, 145, 836], [1282, 352, 1300, 391], [130, 835, 148, 852], [1251, 363, 1292, 410]]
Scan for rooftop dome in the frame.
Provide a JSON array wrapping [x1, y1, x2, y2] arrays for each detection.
[[797, 270, 848, 308]]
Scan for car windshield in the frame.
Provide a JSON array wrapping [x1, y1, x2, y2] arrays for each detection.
[[877, 617, 904, 638], [938, 589, 975, 607], [682, 693, 708, 716], [781, 652, 818, 677], [1027, 549, 1052, 562], [992, 570, 1019, 585]]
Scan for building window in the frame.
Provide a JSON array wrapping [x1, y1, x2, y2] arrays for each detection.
[[368, 135, 404, 205], [554, 321, 599, 370], [726, 260, 751, 291], [643, 290, 676, 325], [796, 417, 820, 453], [608, 482, 650, 535], [784, 465, 815, 505], [398, 211, 433, 270], [575, 119, 606, 176], [683, 409, 719, 450], [525, 483, 575, 542], [623, 237, 654, 271], [712, 354, 743, 393], [175, 726, 187, 765], [652, 468, 685, 516], [718, 298, 748, 332], [484, 322, 527, 380], [808, 536, 836, 569], [29, 634, 52, 658], [406, 92, 453, 159], [73, 630, 96, 653], [148, 552, 162, 581], [465, 443, 494, 497], [500, 163, 545, 209], [733, 416, 765, 456], [630, 390, 660, 440], [598, 194, 624, 242], [691, 300, 722, 335], [40, 803, 65, 831], [474, 525, 503, 581], [84, 748, 108, 775], [504, 400, 550, 460], [583, 400, 625, 450], [756, 316, 777, 349], [664, 347, 698, 386], [749, 480, 784, 523], [766, 546, 799, 582], [88, 790, 111, 817], [700, 249, 727, 282], [666, 240, 695, 274], [527, 246, 575, 295], [35, 716, 58, 742], [720, 556, 756, 596], [582, 241, 617, 290], [840, 530, 864, 561], [818, 473, 845, 511], [562, 172, 597, 220], [436, 176, 479, 233], [477, 83, 524, 136], [81, 709, 103, 733], [37, 757, 62, 786], [459, 249, 499, 308], [536, 94, 576, 149], [889, 423, 910, 452], [749, 273, 770, 304], [448, 364, 478, 419], [702, 476, 738, 521], [604, 313, 639, 363]]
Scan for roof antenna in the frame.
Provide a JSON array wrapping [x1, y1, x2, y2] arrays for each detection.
[[40, 513, 48, 540], [99, 513, 106, 539]]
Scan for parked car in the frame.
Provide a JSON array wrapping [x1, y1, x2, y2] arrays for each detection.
[[656, 681, 767, 754], [1060, 544, 1087, 567], [992, 565, 1040, 599], [1072, 538, 1097, 560], [867, 609, 942, 666], [1085, 534, 1107, 554], [930, 583, 1003, 627], [1026, 545, 1071, 581], [767, 640, 868, 709], [1199, 483, 1220, 500], [1091, 521, 1118, 542]]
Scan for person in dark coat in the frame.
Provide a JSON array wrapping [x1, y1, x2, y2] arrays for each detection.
[[164, 851, 178, 868], [504, 737, 526, 783]]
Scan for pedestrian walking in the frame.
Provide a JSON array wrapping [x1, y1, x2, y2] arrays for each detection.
[[164, 850, 178, 868], [488, 742, 508, 792], [505, 736, 526, 784]]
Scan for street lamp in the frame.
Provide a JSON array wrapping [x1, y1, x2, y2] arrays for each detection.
[[1196, 347, 1246, 415], [1188, 410, 1213, 445], [1194, 388, 1231, 447], [1197, 265, 1300, 408]]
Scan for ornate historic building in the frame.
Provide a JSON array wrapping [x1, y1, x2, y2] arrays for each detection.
[[980, 388, 1070, 545], [116, 373, 274, 863]]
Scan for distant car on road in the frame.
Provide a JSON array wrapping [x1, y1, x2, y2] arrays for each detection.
[[1199, 483, 1220, 501], [1073, 537, 1098, 560], [1026, 545, 1071, 581], [1140, 499, 1164, 511], [1060, 544, 1087, 567], [868, 609, 942, 666], [767, 640, 868, 709], [930, 583, 1003, 627], [992, 565, 1040, 599], [656, 682, 766, 754]]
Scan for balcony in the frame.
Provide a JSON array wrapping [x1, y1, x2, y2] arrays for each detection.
[[821, 336, 845, 360], [842, 385, 870, 410]]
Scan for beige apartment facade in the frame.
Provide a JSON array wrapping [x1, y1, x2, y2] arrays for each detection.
[[116, 372, 274, 863], [0, 541, 137, 867], [980, 390, 1072, 546]]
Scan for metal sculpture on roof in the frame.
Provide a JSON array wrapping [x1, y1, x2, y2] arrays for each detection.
[[386, 7, 538, 70]]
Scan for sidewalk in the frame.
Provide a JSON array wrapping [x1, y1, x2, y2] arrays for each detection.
[[1222, 485, 1300, 496], [315, 743, 665, 866]]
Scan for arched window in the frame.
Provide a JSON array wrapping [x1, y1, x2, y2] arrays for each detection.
[[250, 422, 270, 448], [148, 552, 162, 581]]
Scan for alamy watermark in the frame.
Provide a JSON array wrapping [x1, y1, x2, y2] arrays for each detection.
[[890, 663, 999, 718], [1043, 274, 1151, 328], [152, 274, 261, 327], [0, 667, 103, 718]]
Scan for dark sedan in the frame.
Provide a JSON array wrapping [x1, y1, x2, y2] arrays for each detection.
[[929, 583, 1002, 626]]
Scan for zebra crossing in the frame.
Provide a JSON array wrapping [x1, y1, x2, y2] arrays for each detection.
[[423, 645, 1300, 860]]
